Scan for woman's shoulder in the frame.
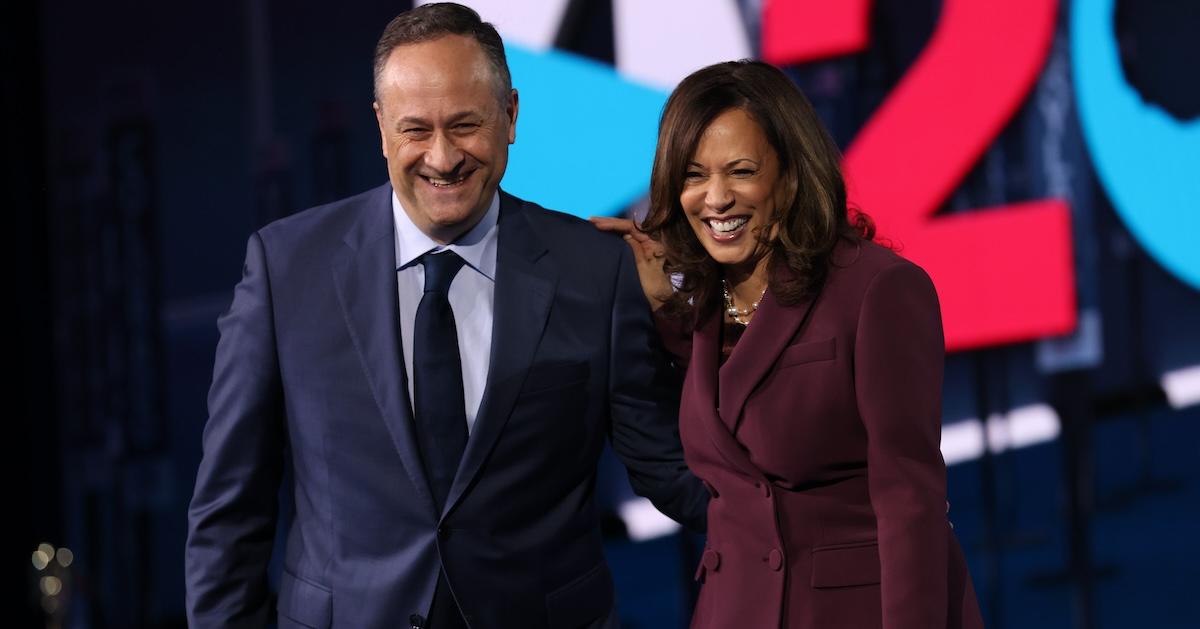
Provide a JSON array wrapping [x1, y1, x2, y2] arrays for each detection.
[[829, 236, 905, 274], [825, 237, 934, 295]]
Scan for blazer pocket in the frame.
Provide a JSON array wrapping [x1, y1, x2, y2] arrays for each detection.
[[545, 562, 615, 628], [777, 337, 836, 368], [521, 360, 590, 395], [811, 540, 881, 588], [277, 568, 332, 628]]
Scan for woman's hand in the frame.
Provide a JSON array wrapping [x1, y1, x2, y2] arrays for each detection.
[[589, 216, 673, 311]]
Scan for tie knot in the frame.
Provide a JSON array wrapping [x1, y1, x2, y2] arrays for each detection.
[[421, 251, 466, 294]]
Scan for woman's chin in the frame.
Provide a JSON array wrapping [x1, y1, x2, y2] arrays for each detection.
[[708, 249, 755, 271]]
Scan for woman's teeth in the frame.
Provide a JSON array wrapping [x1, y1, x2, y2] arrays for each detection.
[[709, 217, 748, 233]]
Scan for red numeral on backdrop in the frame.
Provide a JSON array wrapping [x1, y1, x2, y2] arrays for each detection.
[[763, 0, 1076, 351], [763, 0, 872, 61]]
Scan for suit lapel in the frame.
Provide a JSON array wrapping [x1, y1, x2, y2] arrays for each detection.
[[331, 185, 436, 516], [717, 271, 816, 432], [443, 192, 555, 517], [689, 307, 762, 479], [686, 266, 819, 479]]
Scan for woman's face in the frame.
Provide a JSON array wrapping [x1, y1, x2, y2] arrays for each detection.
[[680, 108, 782, 276]]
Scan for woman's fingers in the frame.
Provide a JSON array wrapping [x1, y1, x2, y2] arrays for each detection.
[[588, 216, 637, 235], [589, 216, 673, 308], [590, 216, 662, 263], [626, 235, 661, 264]]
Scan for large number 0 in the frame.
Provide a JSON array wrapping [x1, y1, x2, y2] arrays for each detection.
[[1072, 0, 1200, 292], [764, 0, 1077, 352]]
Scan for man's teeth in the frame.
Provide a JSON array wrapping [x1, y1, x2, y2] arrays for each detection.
[[709, 217, 749, 233], [426, 175, 467, 187]]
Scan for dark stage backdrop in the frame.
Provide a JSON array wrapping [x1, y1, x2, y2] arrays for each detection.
[[12, 0, 1199, 627]]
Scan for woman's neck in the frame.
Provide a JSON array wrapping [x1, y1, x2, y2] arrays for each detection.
[[724, 256, 770, 311]]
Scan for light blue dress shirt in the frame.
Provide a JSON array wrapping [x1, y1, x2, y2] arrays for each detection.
[[393, 191, 498, 434]]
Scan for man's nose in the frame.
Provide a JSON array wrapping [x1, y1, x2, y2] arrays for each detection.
[[425, 131, 465, 173]]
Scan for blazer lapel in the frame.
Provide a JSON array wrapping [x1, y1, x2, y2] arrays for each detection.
[[331, 185, 436, 515], [718, 268, 817, 433], [443, 192, 555, 517], [689, 307, 762, 479]]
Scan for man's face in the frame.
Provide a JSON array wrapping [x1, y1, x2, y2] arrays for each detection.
[[374, 34, 518, 244]]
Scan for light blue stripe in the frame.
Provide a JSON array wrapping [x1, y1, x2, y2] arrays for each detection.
[[502, 44, 669, 218]]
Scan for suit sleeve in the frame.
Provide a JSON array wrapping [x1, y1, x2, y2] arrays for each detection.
[[607, 245, 708, 532], [652, 307, 694, 372], [185, 232, 285, 628], [854, 261, 948, 629]]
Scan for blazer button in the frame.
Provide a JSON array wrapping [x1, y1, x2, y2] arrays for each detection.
[[767, 549, 783, 571], [409, 613, 426, 628], [702, 549, 721, 572]]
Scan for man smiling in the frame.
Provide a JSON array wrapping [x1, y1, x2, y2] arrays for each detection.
[[373, 24, 514, 245], [184, 3, 706, 629]]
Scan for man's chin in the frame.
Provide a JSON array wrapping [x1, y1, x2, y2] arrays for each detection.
[[417, 203, 487, 239], [429, 201, 482, 223]]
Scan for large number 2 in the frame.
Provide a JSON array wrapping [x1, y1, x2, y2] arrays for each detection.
[[764, 0, 1077, 352]]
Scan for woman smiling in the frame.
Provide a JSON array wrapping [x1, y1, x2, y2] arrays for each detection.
[[593, 60, 983, 629]]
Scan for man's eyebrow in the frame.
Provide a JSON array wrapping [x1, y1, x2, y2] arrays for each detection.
[[395, 116, 431, 130], [394, 111, 484, 130], [446, 110, 482, 123]]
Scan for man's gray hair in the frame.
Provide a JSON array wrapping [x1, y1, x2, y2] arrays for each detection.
[[373, 2, 512, 104]]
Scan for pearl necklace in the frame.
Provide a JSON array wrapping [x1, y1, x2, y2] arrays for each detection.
[[722, 279, 767, 326]]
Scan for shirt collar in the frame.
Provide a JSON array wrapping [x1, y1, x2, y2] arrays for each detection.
[[392, 189, 499, 281]]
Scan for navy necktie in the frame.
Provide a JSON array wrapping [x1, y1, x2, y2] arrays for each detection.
[[413, 252, 471, 628], [413, 250, 469, 512]]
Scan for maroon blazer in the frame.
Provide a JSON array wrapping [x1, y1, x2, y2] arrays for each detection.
[[658, 239, 983, 629]]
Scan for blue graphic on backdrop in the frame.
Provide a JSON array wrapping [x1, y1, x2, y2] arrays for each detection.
[[1072, 0, 1200, 290], [503, 45, 668, 218]]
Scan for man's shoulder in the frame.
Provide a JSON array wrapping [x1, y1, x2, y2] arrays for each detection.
[[504, 192, 624, 255], [258, 183, 390, 246]]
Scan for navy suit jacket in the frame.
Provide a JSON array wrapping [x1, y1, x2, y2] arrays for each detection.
[[185, 185, 707, 628]]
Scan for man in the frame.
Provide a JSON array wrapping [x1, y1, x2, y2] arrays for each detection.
[[184, 3, 706, 628]]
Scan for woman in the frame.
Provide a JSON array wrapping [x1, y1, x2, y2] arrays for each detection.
[[592, 61, 983, 628]]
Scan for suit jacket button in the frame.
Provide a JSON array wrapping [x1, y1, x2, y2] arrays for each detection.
[[703, 549, 721, 572], [767, 549, 783, 571], [409, 613, 426, 628]]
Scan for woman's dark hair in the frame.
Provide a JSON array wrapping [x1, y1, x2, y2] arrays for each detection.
[[641, 59, 873, 320]]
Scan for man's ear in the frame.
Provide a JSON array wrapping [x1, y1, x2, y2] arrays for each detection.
[[507, 89, 519, 144], [373, 101, 387, 157]]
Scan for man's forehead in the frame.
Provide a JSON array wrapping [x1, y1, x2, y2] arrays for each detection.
[[378, 77, 498, 120], [381, 36, 492, 87]]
